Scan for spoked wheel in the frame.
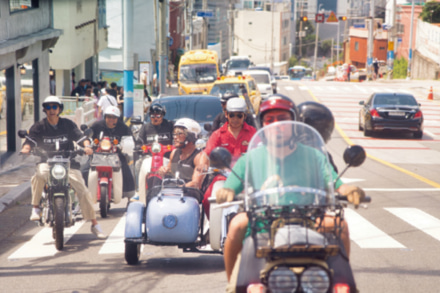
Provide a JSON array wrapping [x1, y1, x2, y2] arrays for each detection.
[[125, 243, 141, 265], [54, 197, 65, 251], [100, 185, 109, 218]]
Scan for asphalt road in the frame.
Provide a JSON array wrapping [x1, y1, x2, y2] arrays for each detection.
[[1, 80, 440, 292]]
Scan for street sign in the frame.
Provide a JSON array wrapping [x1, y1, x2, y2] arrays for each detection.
[[315, 13, 325, 23], [326, 11, 338, 23], [197, 11, 213, 18], [169, 37, 173, 47]]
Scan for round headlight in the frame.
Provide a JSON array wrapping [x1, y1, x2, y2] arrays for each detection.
[[51, 164, 67, 180], [151, 142, 161, 153], [100, 139, 112, 151], [268, 266, 298, 293], [300, 266, 330, 293]]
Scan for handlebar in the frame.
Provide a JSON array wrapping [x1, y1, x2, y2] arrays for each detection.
[[336, 194, 371, 204]]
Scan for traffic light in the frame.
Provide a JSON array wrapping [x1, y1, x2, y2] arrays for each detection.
[[338, 16, 347, 21], [300, 16, 308, 22]]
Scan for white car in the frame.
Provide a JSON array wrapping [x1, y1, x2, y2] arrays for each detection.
[[243, 70, 273, 99]]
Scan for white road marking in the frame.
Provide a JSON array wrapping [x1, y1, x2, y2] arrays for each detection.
[[340, 178, 366, 184], [344, 209, 406, 249], [385, 208, 440, 242], [8, 220, 86, 259], [284, 86, 295, 91], [299, 86, 308, 91], [364, 188, 440, 192], [99, 216, 126, 254], [423, 130, 436, 138]]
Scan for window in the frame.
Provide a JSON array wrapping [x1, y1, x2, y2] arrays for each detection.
[[9, 0, 38, 12], [98, 0, 107, 29], [283, 36, 287, 45], [244, 1, 253, 9], [355, 42, 359, 51]]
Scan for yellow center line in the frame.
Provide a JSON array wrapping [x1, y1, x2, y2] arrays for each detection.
[[307, 88, 440, 188], [0, 130, 6, 136]]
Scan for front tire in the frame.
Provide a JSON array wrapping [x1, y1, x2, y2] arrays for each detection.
[[414, 130, 423, 139], [54, 197, 65, 251], [100, 185, 109, 218], [125, 243, 141, 265], [363, 125, 372, 137]]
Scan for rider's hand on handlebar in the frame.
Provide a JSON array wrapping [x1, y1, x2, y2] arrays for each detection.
[[158, 166, 169, 177], [20, 145, 31, 154], [84, 146, 93, 155], [216, 188, 235, 204], [341, 185, 365, 209]]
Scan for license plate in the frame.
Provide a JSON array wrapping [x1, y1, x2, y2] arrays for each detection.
[[388, 111, 405, 116]]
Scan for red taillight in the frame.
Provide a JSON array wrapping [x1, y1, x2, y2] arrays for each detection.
[[333, 283, 350, 293], [370, 108, 380, 117], [247, 283, 266, 293], [414, 110, 423, 118]]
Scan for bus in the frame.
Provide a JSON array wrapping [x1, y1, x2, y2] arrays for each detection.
[[288, 66, 313, 80], [178, 50, 220, 95]]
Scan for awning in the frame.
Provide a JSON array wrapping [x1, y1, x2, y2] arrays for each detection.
[[0, 28, 63, 56]]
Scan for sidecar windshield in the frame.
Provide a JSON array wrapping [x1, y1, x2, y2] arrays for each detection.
[[244, 121, 335, 209]]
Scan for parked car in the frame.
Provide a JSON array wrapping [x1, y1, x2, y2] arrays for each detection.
[[144, 95, 223, 140], [358, 93, 424, 138], [246, 66, 277, 93], [242, 70, 273, 99]]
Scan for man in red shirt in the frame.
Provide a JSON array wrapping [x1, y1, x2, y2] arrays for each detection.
[[200, 97, 256, 218]]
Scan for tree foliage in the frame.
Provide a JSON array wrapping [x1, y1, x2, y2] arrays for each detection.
[[393, 57, 408, 79], [420, 2, 440, 23]]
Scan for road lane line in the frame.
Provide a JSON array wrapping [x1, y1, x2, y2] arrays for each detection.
[[385, 208, 440, 242], [344, 209, 406, 249], [8, 220, 86, 259], [284, 86, 295, 91], [363, 188, 440, 192], [99, 216, 126, 254]]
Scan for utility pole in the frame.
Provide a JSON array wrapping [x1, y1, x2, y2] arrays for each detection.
[[159, 0, 168, 95], [366, 0, 374, 81], [271, 0, 275, 72], [407, 0, 415, 80], [313, 22, 320, 80], [123, 0, 134, 118], [299, 3, 304, 58], [387, 0, 396, 80]]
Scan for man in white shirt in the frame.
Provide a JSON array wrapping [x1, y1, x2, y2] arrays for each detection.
[[97, 88, 118, 118]]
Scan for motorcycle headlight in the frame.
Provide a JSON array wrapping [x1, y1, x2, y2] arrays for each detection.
[[300, 266, 330, 293], [100, 139, 112, 151], [268, 267, 298, 293], [51, 164, 67, 180], [151, 142, 161, 153]]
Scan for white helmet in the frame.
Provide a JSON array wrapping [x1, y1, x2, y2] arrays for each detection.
[[42, 95, 64, 114], [226, 97, 247, 113], [104, 105, 121, 118], [174, 118, 201, 143]]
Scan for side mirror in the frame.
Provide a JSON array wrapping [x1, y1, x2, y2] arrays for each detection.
[[209, 147, 232, 169], [18, 130, 28, 138], [204, 123, 212, 132], [343, 145, 366, 167], [131, 116, 143, 125], [359, 101, 365, 106], [83, 128, 94, 138], [80, 124, 88, 131]]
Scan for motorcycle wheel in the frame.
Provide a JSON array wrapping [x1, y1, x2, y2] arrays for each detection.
[[125, 243, 141, 265], [100, 185, 109, 218], [54, 197, 65, 251]]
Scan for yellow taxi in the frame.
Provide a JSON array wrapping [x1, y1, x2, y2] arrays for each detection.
[[209, 75, 262, 114]]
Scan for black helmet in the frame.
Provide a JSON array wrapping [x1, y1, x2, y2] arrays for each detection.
[[220, 92, 239, 104], [149, 104, 166, 116], [297, 101, 334, 143]]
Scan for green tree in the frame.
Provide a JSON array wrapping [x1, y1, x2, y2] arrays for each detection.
[[420, 2, 440, 23], [393, 57, 408, 79]]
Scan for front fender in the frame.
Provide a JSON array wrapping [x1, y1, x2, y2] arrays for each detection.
[[125, 201, 145, 239]]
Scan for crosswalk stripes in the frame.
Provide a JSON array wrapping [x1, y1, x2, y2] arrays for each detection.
[[8, 207, 440, 259], [291, 84, 416, 95]]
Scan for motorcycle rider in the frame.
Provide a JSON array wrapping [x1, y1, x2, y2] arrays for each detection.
[[158, 118, 204, 189], [88, 106, 135, 200], [20, 96, 106, 239], [212, 93, 256, 131], [216, 94, 366, 282]]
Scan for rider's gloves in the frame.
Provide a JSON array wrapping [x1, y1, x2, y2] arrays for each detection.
[[216, 188, 235, 204], [345, 186, 365, 209]]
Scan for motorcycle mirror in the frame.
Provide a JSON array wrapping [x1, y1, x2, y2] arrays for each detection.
[[80, 124, 88, 131], [17, 130, 28, 138], [343, 145, 366, 167], [204, 123, 212, 132], [131, 116, 143, 125], [209, 147, 232, 169], [83, 128, 94, 138]]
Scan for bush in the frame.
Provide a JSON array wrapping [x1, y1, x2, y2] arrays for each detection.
[[393, 57, 408, 79]]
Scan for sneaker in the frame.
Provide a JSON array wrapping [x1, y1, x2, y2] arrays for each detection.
[[30, 208, 41, 221], [91, 224, 107, 239], [130, 193, 140, 202]]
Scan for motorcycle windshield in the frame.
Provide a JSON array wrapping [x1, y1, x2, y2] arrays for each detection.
[[244, 121, 335, 209]]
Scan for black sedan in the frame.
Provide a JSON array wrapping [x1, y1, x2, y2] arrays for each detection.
[[358, 93, 424, 138], [143, 95, 223, 139]]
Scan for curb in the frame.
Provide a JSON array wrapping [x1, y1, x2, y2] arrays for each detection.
[[0, 182, 31, 214]]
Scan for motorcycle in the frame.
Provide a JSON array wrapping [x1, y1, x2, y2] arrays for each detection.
[[18, 128, 93, 251], [135, 137, 175, 205], [87, 133, 126, 218], [209, 121, 370, 293], [124, 175, 220, 265]]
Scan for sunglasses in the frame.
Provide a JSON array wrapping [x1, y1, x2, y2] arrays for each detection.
[[228, 113, 244, 119], [44, 104, 59, 110], [150, 114, 163, 119], [172, 131, 186, 137]]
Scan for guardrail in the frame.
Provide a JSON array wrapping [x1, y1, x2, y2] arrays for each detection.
[[59, 96, 97, 128]]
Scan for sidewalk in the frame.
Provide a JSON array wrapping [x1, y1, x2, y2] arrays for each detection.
[[0, 152, 34, 213]]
